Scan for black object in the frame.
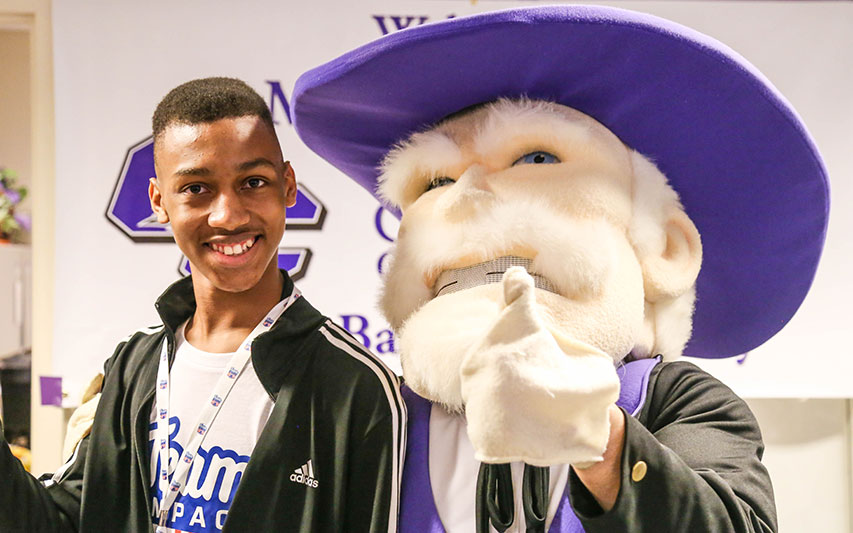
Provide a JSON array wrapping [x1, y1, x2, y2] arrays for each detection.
[[0, 349, 31, 445], [522, 464, 549, 532], [477, 462, 515, 533], [476, 462, 551, 533]]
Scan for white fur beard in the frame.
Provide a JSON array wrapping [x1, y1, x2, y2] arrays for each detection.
[[398, 284, 504, 412], [396, 280, 635, 412]]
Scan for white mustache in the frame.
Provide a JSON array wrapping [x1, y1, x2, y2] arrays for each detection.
[[381, 199, 615, 330]]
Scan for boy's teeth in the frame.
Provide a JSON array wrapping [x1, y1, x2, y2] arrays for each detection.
[[212, 237, 255, 256]]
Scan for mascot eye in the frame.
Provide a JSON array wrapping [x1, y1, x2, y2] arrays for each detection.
[[426, 176, 456, 192], [512, 151, 560, 166]]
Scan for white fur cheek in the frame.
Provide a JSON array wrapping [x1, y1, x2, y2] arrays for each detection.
[[627, 150, 681, 259], [379, 247, 432, 331], [651, 286, 696, 360], [529, 218, 613, 300], [379, 210, 481, 330], [405, 224, 470, 277], [532, 234, 645, 362], [398, 286, 504, 411]]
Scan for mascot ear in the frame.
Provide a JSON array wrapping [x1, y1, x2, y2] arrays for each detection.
[[630, 153, 702, 303], [641, 210, 702, 302]]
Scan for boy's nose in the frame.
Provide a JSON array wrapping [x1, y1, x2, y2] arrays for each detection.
[[208, 191, 250, 230]]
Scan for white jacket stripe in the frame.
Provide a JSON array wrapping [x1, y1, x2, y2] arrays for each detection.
[[319, 320, 405, 533]]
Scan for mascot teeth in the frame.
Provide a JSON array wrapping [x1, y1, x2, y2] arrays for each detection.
[[433, 256, 557, 297]]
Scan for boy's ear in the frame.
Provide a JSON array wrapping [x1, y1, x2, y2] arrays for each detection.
[[148, 177, 170, 224], [284, 161, 298, 208], [641, 208, 702, 302]]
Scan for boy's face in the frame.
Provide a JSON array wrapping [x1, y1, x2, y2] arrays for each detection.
[[149, 115, 297, 293]]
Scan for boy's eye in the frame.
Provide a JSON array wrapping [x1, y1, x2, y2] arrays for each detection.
[[245, 177, 266, 189], [512, 151, 560, 166], [184, 184, 208, 195], [425, 176, 456, 192]]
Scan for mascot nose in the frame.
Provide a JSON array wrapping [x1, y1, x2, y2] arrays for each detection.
[[436, 164, 494, 221], [457, 164, 491, 191]]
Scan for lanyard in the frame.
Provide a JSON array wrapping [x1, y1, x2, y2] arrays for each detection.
[[154, 287, 301, 530]]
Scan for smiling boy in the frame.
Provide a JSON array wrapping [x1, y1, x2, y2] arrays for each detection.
[[0, 77, 405, 533]]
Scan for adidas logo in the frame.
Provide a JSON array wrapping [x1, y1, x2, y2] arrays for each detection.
[[289, 459, 319, 488]]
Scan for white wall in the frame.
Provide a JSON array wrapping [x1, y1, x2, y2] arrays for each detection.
[[748, 398, 852, 532]]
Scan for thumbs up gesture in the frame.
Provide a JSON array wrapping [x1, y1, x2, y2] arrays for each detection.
[[460, 267, 620, 466]]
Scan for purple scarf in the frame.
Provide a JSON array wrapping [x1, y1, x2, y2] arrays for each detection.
[[399, 357, 659, 532]]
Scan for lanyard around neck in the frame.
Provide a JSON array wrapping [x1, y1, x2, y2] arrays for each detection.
[[154, 287, 301, 530]]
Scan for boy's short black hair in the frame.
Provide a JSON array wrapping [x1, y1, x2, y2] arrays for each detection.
[[152, 77, 275, 144]]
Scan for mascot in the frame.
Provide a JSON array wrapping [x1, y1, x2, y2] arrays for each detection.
[[291, 6, 828, 533]]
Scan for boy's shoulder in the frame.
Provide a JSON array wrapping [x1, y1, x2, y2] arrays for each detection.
[[313, 319, 397, 377], [102, 323, 166, 381], [312, 319, 401, 395], [301, 318, 405, 423]]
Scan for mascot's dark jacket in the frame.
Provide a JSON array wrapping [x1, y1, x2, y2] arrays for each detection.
[[0, 273, 405, 533], [399, 360, 777, 533]]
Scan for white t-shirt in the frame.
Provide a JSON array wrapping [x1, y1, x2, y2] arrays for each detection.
[[148, 322, 274, 533]]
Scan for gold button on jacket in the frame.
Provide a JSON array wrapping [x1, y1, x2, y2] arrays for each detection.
[[632, 461, 648, 482]]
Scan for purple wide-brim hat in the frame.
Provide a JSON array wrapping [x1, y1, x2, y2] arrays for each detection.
[[291, 5, 829, 359]]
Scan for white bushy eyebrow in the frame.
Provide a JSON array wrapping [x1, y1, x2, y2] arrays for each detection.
[[378, 129, 464, 209], [378, 99, 608, 209], [473, 100, 593, 165]]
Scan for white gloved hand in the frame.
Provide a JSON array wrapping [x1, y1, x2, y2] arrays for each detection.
[[460, 267, 620, 466]]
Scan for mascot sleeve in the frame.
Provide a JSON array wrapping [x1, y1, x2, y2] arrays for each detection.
[[570, 362, 776, 532]]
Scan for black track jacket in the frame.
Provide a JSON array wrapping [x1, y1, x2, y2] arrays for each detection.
[[0, 272, 406, 532]]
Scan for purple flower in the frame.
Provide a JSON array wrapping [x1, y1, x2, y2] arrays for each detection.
[[14, 213, 30, 232], [5, 188, 20, 205]]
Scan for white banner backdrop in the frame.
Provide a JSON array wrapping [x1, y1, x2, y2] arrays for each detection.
[[52, 1, 853, 399]]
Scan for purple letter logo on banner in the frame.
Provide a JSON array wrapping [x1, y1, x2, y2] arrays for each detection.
[[267, 80, 292, 126], [372, 14, 455, 35], [374, 207, 399, 274], [372, 15, 429, 35]]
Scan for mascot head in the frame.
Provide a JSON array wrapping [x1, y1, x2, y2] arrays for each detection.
[[376, 99, 701, 408], [291, 6, 828, 409]]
